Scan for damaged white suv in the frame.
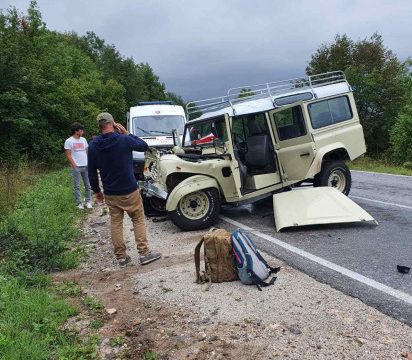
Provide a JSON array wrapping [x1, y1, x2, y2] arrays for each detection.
[[140, 71, 375, 231]]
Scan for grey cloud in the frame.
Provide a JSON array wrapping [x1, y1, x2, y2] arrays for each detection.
[[2, 0, 412, 101]]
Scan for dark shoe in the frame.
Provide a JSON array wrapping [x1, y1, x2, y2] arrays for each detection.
[[118, 255, 131, 267], [140, 250, 161, 265]]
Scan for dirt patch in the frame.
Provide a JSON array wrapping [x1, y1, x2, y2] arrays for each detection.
[[54, 203, 412, 359]]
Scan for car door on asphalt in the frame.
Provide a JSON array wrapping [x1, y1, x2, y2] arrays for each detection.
[[269, 103, 315, 182]]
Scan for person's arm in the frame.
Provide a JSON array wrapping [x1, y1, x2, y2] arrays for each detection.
[[114, 122, 148, 152], [87, 146, 101, 195], [64, 149, 77, 168]]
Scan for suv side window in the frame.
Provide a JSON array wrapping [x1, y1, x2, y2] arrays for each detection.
[[308, 96, 352, 129], [232, 112, 268, 139], [273, 105, 307, 141]]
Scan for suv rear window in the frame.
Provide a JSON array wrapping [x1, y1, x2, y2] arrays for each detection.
[[308, 96, 352, 129]]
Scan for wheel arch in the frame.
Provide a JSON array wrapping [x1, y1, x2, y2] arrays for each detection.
[[305, 143, 350, 179], [165, 174, 220, 211]]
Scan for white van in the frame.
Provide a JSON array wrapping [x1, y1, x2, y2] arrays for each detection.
[[127, 101, 186, 179]]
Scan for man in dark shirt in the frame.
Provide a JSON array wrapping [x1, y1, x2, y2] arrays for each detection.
[[88, 112, 161, 267]]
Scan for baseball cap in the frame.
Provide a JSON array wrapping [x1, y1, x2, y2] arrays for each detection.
[[96, 112, 114, 128]]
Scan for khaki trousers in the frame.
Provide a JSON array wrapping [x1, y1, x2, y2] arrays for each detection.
[[105, 189, 148, 259]]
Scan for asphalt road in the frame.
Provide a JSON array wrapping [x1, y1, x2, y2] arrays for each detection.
[[217, 170, 412, 326]]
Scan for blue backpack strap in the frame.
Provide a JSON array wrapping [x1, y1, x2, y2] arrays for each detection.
[[249, 271, 278, 291]]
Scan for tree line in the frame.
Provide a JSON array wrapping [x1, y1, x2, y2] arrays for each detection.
[[0, 1, 183, 165], [1, 2, 411, 167], [306, 34, 412, 165]]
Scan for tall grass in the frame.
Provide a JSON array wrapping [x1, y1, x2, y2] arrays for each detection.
[[0, 168, 83, 274], [0, 161, 37, 220], [0, 167, 98, 359]]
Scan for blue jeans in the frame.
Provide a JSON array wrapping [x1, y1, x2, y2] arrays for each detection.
[[72, 166, 91, 205]]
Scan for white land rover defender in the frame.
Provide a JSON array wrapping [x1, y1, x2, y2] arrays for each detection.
[[140, 71, 376, 231]]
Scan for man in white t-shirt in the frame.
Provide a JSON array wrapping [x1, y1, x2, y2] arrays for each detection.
[[64, 123, 92, 209]]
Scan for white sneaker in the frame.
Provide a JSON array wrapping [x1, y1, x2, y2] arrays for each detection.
[[77, 203, 84, 210], [86, 202, 93, 209]]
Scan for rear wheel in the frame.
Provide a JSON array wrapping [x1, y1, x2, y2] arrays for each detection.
[[314, 161, 352, 195], [168, 188, 221, 230]]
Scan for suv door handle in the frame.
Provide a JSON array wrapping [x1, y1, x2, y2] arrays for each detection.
[[300, 152, 310, 157]]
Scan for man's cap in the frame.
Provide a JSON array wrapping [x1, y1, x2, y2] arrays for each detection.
[[96, 112, 114, 127]]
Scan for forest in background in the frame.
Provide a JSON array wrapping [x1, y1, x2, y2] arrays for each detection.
[[1, 2, 411, 168], [0, 1, 183, 166]]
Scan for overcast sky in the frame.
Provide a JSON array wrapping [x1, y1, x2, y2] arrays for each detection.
[[1, 0, 412, 101]]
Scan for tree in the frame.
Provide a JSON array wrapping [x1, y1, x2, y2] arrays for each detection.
[[306, 33, 410, 156], [0, 2, 185, 165], [237, 88, 255, 99]]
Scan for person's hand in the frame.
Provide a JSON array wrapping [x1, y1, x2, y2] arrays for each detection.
[[114, 122, 129, 135], [96, 192, 105, 203]]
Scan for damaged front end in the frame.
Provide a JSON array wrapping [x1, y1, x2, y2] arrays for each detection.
[[138, 147, 169, 200]]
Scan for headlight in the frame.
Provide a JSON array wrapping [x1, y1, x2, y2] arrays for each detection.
[[144, 160, 158, 181]]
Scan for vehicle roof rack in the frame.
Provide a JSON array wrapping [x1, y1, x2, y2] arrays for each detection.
[[137, 101, 174, 106], [186, 71, 346, 120]]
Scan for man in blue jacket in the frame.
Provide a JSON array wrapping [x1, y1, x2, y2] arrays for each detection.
[[88, 112, 161, 267]]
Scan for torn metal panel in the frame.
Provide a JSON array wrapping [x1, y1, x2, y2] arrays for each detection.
[[273, 187, 377, 231]]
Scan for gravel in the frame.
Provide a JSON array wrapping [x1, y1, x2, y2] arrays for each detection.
[[84, 204, 412, 359]]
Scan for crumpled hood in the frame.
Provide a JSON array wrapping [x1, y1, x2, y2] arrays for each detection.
[[92, 132, 121, 151]]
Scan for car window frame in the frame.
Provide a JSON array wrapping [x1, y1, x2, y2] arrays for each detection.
[[308, 95, 353, 130]]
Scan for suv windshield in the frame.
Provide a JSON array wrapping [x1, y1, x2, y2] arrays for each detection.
[[183, 116, 228, 147], [132, 115, 185, 137]]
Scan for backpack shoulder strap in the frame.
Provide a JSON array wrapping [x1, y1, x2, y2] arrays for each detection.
[[194, 237, 204, 283], [249, 272, 278, 291]]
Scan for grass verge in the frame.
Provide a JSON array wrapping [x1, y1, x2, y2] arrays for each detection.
[[0, 168, 98, 359], [350, 156, 412, 176]]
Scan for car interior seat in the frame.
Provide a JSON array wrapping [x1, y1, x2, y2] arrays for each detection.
[[244, 118, 276, 173]]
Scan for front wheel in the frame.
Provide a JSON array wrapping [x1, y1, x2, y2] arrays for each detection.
[[168, 188, 221, 231], [142, 194, 167, 217], [314, 161, 352, 195]]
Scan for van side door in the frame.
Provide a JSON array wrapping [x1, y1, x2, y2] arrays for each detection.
[[269, 103, 315, 183]]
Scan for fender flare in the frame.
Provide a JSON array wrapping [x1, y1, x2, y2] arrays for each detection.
[[305, 142, 349, 179], [166, 175, 220, 211]]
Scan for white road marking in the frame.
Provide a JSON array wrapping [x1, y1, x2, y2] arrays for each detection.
[[352, 170, 412, 178], [350, 195, 412, 210], [220, 215, 412, 306]]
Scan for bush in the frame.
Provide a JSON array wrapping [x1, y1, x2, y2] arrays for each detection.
[[0, 169, 83, 273], [0, 160, 36, 220], [390, 104, 412, 164]]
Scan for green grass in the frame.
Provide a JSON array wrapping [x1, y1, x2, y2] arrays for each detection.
[[0, 167, 99, 359], [83, 296, 104, 313], [0, 168, 85, 274], [0, 275, 99, 359], [109, 336, 125, 347], [144, 350, 159, 360], [350, 156, 412, 176]]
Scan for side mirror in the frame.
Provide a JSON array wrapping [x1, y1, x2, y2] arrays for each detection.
[[172, 128, 182, 147], [126, 112, 130, 132]]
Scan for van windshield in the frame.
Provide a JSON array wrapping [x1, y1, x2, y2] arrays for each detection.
[[132, 115, 185, 137]]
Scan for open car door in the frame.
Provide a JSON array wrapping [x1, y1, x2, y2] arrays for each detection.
[[227, 114, 243, 198], [273, 187, 377, 231]]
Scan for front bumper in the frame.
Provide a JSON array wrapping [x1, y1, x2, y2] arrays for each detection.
[[138, 181, 168, 200]]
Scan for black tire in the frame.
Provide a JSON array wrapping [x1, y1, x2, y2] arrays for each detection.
[[142, 194, 167, 217], [168, 188, 221, 231], [314, 161, 352, 195]]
